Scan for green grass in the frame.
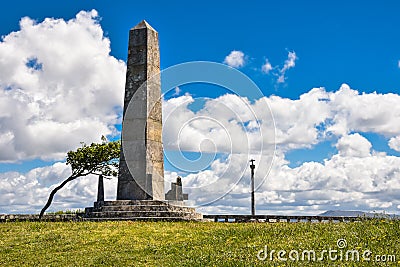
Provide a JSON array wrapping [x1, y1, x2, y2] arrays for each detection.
[[0, 220, 399, 266]]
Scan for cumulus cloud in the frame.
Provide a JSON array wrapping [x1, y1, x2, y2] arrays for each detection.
[[163, 93, 275, 155], [223, 50, 245, 68], [163, 84, 400, 153], [336, 133, 371, 157], [256, 87, 330, 150], [0, 10, 126, 162], [161, 84, 400, 214], [327, 84, 400, 136], [389, 136, 400, 151]]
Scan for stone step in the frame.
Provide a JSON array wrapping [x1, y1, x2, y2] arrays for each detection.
[[98, 200, 168, 206], [85, 200, 202, 221], [89, 210, 201, 219], [96, 205, 196, 213]]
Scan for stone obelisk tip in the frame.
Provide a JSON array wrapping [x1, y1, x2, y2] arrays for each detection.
[[131, 20, 157, 32]]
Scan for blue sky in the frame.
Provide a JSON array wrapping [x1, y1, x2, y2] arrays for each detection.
[[3, 0, 400, 96], [1, 1, 400, 214]]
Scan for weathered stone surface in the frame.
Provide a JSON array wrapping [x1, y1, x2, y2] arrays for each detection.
[[146, 118, 162, 142], [117, 20, 164, 200], [166, 177, 189, 201], [83, 200, 203, 221], [97, 175, 104, 202]]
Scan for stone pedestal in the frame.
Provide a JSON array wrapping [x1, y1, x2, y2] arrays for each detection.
[[84, 200, 202, 221]]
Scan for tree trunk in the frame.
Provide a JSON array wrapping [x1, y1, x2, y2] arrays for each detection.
[[39, 174, 80, 219]]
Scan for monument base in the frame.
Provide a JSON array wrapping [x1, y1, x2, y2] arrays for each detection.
[[84, 200, 202, 221]]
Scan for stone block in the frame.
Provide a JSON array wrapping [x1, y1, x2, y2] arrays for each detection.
[[146, 119, 162, 142], [121, 140, 146, 161], [129, 28, 147, 46], [123, 100, 147, 120]]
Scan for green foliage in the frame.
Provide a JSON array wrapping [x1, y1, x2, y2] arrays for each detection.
[[1, 220, 399, 266], [67, 136, 121, 178], [39, 137, 121, 218]]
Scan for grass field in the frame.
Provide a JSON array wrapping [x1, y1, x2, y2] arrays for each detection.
[[0, 219, 399, 266]]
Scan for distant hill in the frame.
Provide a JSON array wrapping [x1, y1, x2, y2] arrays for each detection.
[[320, 210, 400, 219]]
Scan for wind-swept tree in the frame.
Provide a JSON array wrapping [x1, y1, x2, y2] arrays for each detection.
[[39, 137, 121, 219]]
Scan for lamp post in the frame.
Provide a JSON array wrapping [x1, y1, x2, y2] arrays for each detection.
[[250, 159, 255, 216]]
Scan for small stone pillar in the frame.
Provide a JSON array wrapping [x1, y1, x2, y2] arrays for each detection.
[[165, 177, 188, 201], [97, 175, 104, 202]]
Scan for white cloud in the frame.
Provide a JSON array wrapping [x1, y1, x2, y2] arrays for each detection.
[[173, 86, 181, 96], [336, 133, 371, 157], [256, 87, 331, 150], [163, 93, 275, 155], [327, 84, 400, 136], [260, 51, 298, 84], [223, 50, 245, 68], [398, 60, 400, 68], [389, 136, 400, 151], [277, 51, 297, 83], [261, 59, 273, 74], [0, 10, 126, 162]]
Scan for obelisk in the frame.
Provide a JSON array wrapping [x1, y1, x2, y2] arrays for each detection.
[[117, 20, 164, 200]]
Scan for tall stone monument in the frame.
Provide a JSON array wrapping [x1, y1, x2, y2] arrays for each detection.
[[117, 20, 164, 201], [84, 20, 201, 221]]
